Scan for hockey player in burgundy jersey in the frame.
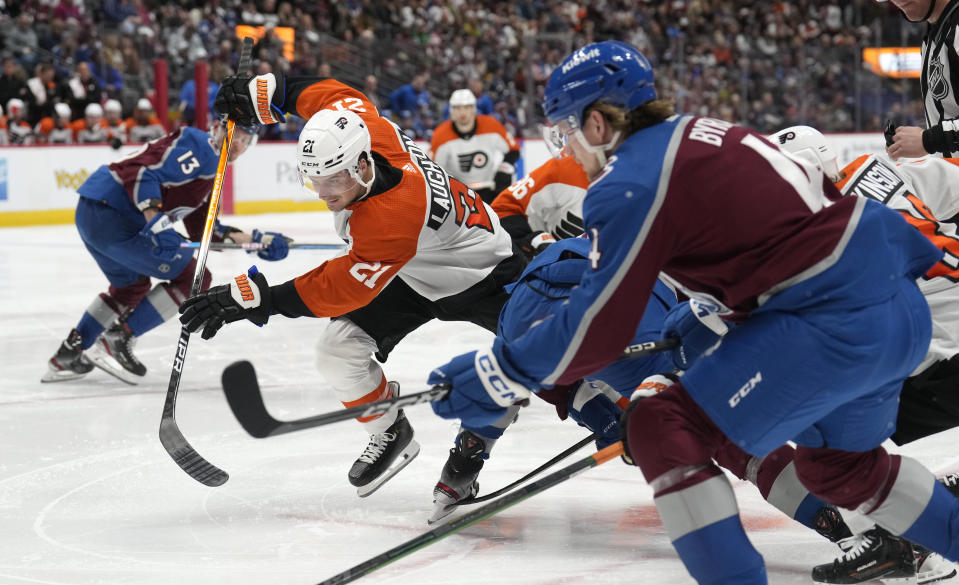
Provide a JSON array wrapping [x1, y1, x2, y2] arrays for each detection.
[[753, 125, 959, 584], [43, 122, 291, 385], [426, 41, 958, 584], [179, 72, 524, 497]]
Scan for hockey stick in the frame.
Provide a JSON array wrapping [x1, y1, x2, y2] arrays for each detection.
[[180, 241, 345, 250], [315, 441, 625, 585], [220, 338, 677, 439], [453, 433, 595, 507], [158, 36, 255, 487]]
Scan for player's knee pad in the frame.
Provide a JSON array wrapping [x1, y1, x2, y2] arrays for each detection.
[[794, 445, 893, 510], [621, 384, 723, 487], [315, 319, 379, 381]]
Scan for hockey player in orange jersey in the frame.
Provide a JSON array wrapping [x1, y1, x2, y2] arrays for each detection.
[[430, 89, 520, 204], [179, 71, 526, 496], [491, 154, 589, 258]]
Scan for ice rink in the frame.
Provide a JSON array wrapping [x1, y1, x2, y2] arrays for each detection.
[[2, 212, 957, 585]]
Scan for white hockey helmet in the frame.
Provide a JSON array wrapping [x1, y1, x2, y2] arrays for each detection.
[[104, 99, 122, 115], [769, 125, 841, 183], [85, 102, 104, 119], [54, 102, 72, 120], [135, 98, 153, 111], [449, 89, 476, 107], [6, 98, 25, 117], [297, 109, 373, 193]]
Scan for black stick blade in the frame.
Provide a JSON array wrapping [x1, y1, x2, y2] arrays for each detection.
[[222, 360, 282, 438], [159, 418, 229, 486]]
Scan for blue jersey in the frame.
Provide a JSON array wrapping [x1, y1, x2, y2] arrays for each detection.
[[500, 238, 675, 392], [78, 127, 219, 235], [496, 116, 942, 388]]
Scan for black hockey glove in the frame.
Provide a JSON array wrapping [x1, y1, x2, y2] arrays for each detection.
[[179, 266, 272, 339], [884, 120, 898, 147], [214, 75, 258, 127]]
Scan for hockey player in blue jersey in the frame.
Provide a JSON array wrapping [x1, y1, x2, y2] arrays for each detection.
[[429, 236, 677, 523], [43, 121, 292, 385], [426, 40, 959, 584]]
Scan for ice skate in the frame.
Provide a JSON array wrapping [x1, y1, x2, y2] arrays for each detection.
[[428, 430, 486, 525], [41, 328, 94, 383], [86, 320, 146, 385], [812, 526, 917, 584], [914, 544, 957, 585], [348, 390, 419, 497]]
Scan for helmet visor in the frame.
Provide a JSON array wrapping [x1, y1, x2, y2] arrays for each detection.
[[298, 168, 360, 198], [542, 116, 580, 159]]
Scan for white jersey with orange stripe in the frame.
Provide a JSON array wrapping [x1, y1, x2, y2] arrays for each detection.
[[430, 116, 518, 190], [836, 153, 959, 371]]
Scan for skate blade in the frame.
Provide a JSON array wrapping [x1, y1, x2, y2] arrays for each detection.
[[40, 367, 89, 383], [880, 575, 919, 585], [427, 501, 457, 525], [356, 440, 420, 498], [918, 560, 956, 585], [86, 344, 142, 386]]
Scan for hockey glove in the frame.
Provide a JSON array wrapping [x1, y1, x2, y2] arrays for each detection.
[[214, 73, 283, 126], [620, 373, 678, 465], [517, 231, 556, 257], [428, 346, 533, 428], [250, 229, 292, 261], [178, 266, 272, 339], [661, 299, 728, 370], [140, 213, 186, 263], [568, 380, 623, 449]]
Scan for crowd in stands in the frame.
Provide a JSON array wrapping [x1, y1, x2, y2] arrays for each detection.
[[0, 1, 929, 146]]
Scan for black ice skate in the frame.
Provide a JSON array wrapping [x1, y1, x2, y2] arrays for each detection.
[[813, 506, 854, 543], [812, 526, 916, 584], [87, 320, 146, 385], [348, 390, 419, 498], [41, 328, 94, 383], [428, 430, 486, 525]]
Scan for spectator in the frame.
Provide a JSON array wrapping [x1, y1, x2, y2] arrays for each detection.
[[65, 61, 103, 120], [174, 64, 222, 128], [6, 14, 41, 71], [0, 57, 31, 114], [26, 63, 64, 125], [388, 72, 430, 117]]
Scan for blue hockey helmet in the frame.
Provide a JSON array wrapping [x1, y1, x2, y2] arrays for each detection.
[[542, 41, 657, 128]]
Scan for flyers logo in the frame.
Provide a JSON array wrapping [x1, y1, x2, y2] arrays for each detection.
[[334, 116, 348, 130], [777, 131, 795, 145], [450, 178, 493, 233], [457, 151, 488, 172]]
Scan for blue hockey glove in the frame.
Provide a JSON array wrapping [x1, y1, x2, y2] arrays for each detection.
[[661, 299, 728, 370], [568, 380, 623, 449], [179, 266, 271, 339], [140, 212, 186, 263], [428, 347, 532, 428], [250, 229, 291, 261]]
